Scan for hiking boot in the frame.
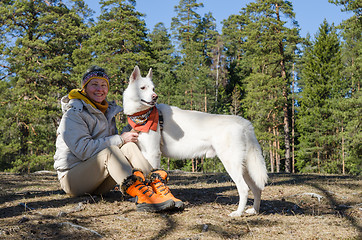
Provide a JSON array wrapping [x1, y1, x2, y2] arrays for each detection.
[[148, 169, 185, 210], [121, 169, 175, 212]]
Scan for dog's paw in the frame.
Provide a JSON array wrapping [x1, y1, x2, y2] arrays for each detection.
[[245, 208, 257, 215], [229, 210, 242, 217]]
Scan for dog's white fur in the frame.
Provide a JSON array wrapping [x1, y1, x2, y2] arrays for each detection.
[[123, 66, 268, 217]]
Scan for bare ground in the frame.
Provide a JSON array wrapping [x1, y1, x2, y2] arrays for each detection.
[[0, 171, 361, 240]]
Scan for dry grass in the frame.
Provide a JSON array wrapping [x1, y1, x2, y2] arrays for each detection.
[[0, 171, 361, 239]]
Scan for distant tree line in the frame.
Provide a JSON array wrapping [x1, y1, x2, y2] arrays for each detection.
[[0, 0, 360, 175]]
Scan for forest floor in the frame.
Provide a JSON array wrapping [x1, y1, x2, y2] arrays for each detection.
[[0, 171, 361, 240]]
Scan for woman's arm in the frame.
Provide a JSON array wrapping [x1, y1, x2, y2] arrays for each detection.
[[60, 109, 123, 160]]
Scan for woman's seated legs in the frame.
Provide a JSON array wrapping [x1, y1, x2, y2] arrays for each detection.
[[60, 145, 132, 196]]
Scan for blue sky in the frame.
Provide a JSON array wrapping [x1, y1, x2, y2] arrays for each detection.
[[84, 0, 353, 38]]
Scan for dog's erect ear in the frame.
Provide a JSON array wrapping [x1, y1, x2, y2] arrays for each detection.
[[146, 68, 152, 79], [130, 66, 141, 82]]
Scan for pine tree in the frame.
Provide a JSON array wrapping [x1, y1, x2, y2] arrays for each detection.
[[171, 0, 216, 111], [148, 23, 178, 105], [0, 0, 91, 172], [296, 20, 342, 173], [0, 80, 12, 170], [73, 0, 151, 104], [210, 35, 227, 114], [221, 14, 251, 116], [198, 12, 221, 113], [170, 0, 220, 171], [223, 0, 300, 172], [329, 0, 361, 174]]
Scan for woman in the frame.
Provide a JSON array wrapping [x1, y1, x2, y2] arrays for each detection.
[[54, 66, 184, 212]]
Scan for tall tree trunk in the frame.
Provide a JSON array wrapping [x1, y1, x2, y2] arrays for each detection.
[[269, 127, 274, 173], [215, 45, 220, 104], [276, 3, 291, 173], [292, 64, 296, 173], [317, 145, 321, 174], [276, 128, 281, 173], [282, 87, 291, 173], [342, 123, 345, 175]]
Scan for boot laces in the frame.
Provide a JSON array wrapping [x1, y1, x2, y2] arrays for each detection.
[[136, 183, 154, 197], [155, 181, 170, 195]]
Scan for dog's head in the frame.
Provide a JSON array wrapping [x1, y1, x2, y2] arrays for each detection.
[[123, 66, 158, 115]]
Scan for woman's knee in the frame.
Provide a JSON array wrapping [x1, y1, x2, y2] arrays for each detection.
[[120, 142, 141, 156], [106, 145, 120, 153], [121, 142, 138, 151], [120, 143, 153, 174], [102, 145, 125, 161]]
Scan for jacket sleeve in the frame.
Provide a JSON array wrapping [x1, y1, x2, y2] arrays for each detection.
[[121, 124, 132, 133], [60, 108, 123, 161]]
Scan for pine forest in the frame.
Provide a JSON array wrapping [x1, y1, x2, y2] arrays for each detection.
[[0, 0, 360, 175]]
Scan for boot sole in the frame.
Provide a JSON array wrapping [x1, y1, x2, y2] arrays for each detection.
[[136, 199, 175, 212], [174, 200, 185, 210]]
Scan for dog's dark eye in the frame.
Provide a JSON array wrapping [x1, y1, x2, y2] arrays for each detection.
[[140, 86, 145, 90]]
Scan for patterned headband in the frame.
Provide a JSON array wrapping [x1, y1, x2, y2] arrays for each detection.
[[82, 71, 110, 89]]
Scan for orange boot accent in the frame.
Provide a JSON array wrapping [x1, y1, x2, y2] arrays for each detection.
[[148, 169, 185, 210], [122, 169, 175, 212]]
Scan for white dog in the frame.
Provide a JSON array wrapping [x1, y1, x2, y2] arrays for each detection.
[[123, 66, 268, 217]]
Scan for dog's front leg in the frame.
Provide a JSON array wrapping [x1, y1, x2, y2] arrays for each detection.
[[137, 131, 162, 168], [141, 147, 161, 168]]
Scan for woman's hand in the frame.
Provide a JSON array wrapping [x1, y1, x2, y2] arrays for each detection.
[[120, 131, 139, 144]]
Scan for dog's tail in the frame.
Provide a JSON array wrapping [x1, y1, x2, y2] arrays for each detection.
[[246, 131, 268, 190]]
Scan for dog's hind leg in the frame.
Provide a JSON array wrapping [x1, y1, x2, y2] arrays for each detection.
[[219, 155, 249, 217], [243, 171, 262, 214], [229, 174, 249, 217]]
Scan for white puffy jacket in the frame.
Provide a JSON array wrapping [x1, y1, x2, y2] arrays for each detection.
[[54, 96, 123, 179]]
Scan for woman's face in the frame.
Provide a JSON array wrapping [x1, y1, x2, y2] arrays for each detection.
[[85, 78, 109, 103]]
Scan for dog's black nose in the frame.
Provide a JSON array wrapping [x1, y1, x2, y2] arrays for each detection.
[[152, 94, 158, 100]]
